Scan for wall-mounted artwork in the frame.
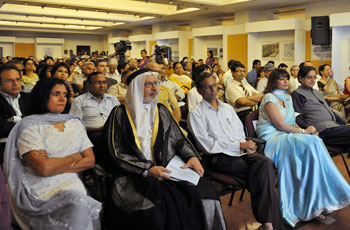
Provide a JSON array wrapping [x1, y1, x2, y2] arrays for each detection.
[[282, 42, 294, 59], [262, 42, 280, 59]]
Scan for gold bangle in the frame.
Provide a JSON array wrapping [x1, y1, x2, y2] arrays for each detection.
[[69, 155, 76, 167]]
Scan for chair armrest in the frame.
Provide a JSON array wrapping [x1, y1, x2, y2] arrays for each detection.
[[246, 137, 266, 155]]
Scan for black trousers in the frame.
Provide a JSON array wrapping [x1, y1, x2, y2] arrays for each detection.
[[205, 153, 286, 230], [319, 125, 350, 146]]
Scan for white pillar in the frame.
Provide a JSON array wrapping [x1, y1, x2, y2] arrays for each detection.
[[294, 30, 306, 65], [194, 37, 207, 60], [247, 33, 260, 72]]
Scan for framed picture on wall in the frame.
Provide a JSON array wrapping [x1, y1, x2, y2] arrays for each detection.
[[262, 42, 280, 59], [219, 48, 223, 58], [282, 41, 294, 59]]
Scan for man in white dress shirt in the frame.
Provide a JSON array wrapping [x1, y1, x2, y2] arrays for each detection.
[[225, 61, 263, 124], [70, 71, 120, 163], [189, 72, 285, 230]]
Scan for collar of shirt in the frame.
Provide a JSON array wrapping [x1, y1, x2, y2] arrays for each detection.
[[86, 91, 107, 102], [0, 90, 21, 102], [201, 98, 224, 112]]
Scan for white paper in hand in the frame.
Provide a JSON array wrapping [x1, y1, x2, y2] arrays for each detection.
[[164, 155, 200, 185]]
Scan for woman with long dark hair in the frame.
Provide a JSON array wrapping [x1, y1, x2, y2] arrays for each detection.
[[4, 77, 101, 229]]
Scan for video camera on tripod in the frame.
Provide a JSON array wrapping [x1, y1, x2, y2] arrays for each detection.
[[154, 45, 172, 64], [114, 40, 132, 62]]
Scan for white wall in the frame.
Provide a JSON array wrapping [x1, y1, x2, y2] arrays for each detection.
[[193, 35, 223, 65], [250, 30, 295, 68], [63, 34, 105, 55], [157, 39, 179, 61], [36, 44, 63, 59], [0, 43, 14, 57], [332, 26, 350, 86], [130, 41, 146, 59]]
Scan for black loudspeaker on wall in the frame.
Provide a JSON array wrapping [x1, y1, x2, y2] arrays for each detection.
[[311, 16, 330, 45]]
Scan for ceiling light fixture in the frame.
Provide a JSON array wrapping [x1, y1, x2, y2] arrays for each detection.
[[62, 5, 65, 9], [169, 1, 173, 4], [41, 5, 45, 9], [76, 9, 79, 11]]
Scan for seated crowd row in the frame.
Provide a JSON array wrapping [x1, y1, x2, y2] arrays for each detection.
[[0, 52, 350, 230]]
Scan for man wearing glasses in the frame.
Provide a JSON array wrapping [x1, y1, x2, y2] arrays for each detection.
[[70, 71, 119, 163], [0, 64, 30, 164], [225, 61, 263, 124], [7, 59, 31, 92]]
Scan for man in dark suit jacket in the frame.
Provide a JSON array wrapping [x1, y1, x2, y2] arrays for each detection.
[[0, 64, 30, 164]]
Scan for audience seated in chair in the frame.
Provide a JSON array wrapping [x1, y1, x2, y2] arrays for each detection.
[[256, 68, 350, 227], [4, 77, 101, 230], [188, 72, 285, 230], [225, 61, 263, 124], [107, 67, 136, 104], [70, 71, 119, 164], [102, 68, 226, 230], [291, 66, 350, 154], [72, 61, 95, 90], [95, 59, 118, 90], [0, 64, 30, 165]]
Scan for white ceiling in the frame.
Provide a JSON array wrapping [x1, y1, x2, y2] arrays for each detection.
[[0, 0, 331, 34]]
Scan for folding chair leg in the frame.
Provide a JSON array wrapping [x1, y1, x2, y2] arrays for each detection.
[[239, 188, 245, 201], [340, 152, 350, 180], [228, 190, 235, 206]]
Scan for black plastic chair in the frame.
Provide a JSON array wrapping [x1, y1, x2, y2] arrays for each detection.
[[205, 167, 245, 206]]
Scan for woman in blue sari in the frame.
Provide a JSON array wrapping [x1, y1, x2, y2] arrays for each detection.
[[256, 69, 350, 227]]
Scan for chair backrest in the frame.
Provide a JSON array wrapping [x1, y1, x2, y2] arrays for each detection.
[[245, 110, 259, 137]]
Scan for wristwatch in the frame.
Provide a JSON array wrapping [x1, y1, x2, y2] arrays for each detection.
[[299, 128, 305, 134]]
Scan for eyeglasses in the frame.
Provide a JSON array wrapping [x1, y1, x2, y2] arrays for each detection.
[[3, 78, 21, 84], [144, 80, 160, 88], [50, 91, 68, 98], [90, 81, 107, 85], [235, 70, 246, 73], [200, 83, 217, 90]]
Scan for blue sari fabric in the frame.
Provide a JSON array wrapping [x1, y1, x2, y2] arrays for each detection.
[[256, 89, 350, 227]]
